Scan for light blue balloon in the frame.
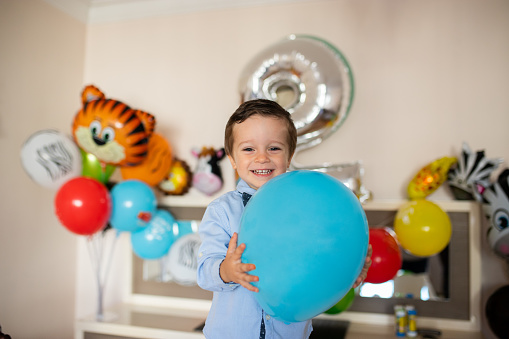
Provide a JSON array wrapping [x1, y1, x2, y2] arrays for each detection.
[[109, 179, 157, 232], [175, 220, 196, 239], [238, 170, 369, 323], [131, 209, 176, 260]]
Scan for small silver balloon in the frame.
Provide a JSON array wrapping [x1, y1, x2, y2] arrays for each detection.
[[290, 160, 371, 203], [239, 34, 354, 152]]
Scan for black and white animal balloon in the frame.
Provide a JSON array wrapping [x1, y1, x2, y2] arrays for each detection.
[[477, 169, 509, 259]]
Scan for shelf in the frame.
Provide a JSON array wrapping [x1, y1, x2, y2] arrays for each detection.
[[160, 187, 478, 212]]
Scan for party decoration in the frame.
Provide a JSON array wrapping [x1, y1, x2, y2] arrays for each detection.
[[238, 170, 369, 323], [407, 156, 457, 200], [81, 149, 116, 184], [324, 288, 355, 315], [21, 129, 82, 189], [477, 169, 509, 258], [158, 158, 193, 195], [365, 228, 402, 284], [120, 133, 173, 186], [54, 176, 111, 235], [447, 142, 503, 201], [86, 229, 119, 321], [109, 179, 157, 232], [291, 160, 371, 203], [174, 220, 197, 240], [394, 200, 452, 257], [131, 209, 175, 260], [166, 232, 202, 285], [191, 147, 226, 196], [485, 285, 509, 339], [72, 85, 156, 167], [239, 35, 354, 152]]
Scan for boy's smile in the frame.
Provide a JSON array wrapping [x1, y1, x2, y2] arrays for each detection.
[[228, 115, 292, 190]]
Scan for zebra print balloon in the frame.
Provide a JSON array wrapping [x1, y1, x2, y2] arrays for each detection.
[[447, 142, 502, 201]]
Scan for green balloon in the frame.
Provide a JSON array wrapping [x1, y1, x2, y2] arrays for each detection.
[[324, 288, 355, 314], [81, 149, 116, 183]]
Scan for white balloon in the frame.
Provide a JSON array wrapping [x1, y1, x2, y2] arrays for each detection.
[[166, 232, 201, 286], [20, 129, 82, 189]]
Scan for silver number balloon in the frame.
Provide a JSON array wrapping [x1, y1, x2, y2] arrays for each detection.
[[239, 34, 354, 152]]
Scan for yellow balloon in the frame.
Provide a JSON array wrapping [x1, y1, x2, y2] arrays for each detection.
[[394, 200, 452, 257]]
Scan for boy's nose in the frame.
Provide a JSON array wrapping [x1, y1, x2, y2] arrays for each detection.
[[255, 152, 269, 163]]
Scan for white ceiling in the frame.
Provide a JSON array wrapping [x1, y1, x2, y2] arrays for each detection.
[[43, 0, 317, 24]]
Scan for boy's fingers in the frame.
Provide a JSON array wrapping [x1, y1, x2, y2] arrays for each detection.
[[240, 263, 256, 272], [240, 281, 259, 293], [235, 243, 246, 256], [227, 232, 238, 254]]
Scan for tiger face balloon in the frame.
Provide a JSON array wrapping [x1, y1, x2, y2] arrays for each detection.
[[72, 85, 156, 167]]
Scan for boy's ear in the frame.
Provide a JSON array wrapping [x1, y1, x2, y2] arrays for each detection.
[[227, 154, 237, 170], [287, 153, 295, 168]]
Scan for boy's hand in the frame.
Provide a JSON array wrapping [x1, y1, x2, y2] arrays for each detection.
[[220, 232, 259, 292], [352, 244, 373, 289]]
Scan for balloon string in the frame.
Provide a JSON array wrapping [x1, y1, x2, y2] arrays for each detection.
[[159, 257, 165, 282], [85, 229, 119, 321], [101, 231, 119, 291], [86, 234, 103, 320]]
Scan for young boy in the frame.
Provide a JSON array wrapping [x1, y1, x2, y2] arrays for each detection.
[[197, 99, 371, 339]]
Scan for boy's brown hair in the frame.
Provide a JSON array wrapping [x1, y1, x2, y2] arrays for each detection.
[[224, 99, 297, 161]]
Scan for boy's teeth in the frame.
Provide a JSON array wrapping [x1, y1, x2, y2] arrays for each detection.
[[253, 170, 271, 174]]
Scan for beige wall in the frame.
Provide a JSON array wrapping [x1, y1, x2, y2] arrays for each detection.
[[0, 0, 85, 337], [1, 0, 509, 338], [84, 0, 509, 201]]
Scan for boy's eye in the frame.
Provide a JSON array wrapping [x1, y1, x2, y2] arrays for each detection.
[[242, 147, 254, 152], [269, 147, 281, 151]]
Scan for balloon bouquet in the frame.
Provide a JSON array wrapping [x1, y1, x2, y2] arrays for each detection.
[[20, 85, 195, 320], [360, 156, 457, 298]]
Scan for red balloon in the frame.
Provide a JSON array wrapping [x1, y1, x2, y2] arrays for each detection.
[[365, 228, 402, 284], [54, 177, 112, 235]]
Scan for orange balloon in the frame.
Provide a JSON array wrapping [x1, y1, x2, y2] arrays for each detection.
[[120, 133, 173, 186]]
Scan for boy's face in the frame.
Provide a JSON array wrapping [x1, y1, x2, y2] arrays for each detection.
[[228, 115, 293, 190]]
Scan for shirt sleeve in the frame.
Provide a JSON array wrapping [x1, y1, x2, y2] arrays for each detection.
[[197, 199, 239, 292]]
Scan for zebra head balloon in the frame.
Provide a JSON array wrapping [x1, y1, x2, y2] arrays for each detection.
[[447, 142, 503, 201], [477, 169, 509, 259]]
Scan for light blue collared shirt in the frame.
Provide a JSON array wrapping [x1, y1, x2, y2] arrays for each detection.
[[197, 179, 312, 339]]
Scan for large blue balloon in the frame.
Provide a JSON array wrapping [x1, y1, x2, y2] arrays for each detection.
[[109, 179, 157, 232], [238, 170, 369, 323], [131, 209, 176, 259]]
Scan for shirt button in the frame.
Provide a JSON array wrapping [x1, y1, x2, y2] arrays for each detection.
[[266, 315, 271, 320]]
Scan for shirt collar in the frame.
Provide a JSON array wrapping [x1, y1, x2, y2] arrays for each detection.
[[236, 178, 256, 196]]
